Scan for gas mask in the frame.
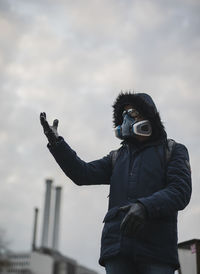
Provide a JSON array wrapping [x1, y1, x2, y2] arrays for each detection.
[[114, 108, 152, 140]]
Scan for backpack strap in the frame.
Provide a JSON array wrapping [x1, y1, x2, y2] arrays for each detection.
[[111, 149, 120, 169], [166, 139, 176, 165]]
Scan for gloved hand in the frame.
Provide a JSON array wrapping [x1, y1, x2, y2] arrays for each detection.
[[40, 112, 59, 145], [119, 203, 147, 236]]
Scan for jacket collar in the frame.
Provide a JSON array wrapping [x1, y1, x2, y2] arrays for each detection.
[[122, 138, 166, 151]]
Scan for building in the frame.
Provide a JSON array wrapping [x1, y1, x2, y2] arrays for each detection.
[[178, 239, 200, 274], [0, 179, 98, 274], [4, 249, 98, 274]]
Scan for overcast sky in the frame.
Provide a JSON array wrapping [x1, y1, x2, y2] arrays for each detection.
[[0, 0, 200, 273]]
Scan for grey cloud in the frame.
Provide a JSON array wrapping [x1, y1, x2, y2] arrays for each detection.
[[0, 1, 199, 273]]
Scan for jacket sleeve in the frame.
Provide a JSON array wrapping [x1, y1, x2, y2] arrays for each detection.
[[138, 143, 192, 219], [47, 137, 112, 186]]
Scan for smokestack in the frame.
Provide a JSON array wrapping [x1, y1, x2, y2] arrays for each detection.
[[32, 207, 39, 251], [52, 186, 62, 250], [41, 179, 53, 247]]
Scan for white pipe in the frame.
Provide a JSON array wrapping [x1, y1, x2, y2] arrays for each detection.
[[32, 207, 39, 251], [41, 179, 53, 247], [52, 186, 62, 250]]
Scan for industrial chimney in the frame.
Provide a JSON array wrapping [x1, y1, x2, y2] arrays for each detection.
[[41, 179, 53, 247], [32, 207, 39, 251], [52, 186, 62, 250]]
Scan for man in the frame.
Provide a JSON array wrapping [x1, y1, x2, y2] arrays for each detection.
[[40, 92, 192, 274]]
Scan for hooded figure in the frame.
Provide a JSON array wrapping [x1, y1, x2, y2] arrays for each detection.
[[112, 92, 166, 142], [40, 92, 192, 274]]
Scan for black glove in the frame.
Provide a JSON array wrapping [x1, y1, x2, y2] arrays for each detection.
[[40, 112, 59, 145], [119, 203, 147, 236]]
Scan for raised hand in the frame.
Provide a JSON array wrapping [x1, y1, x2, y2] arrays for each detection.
[[40, 112, 59, 145]]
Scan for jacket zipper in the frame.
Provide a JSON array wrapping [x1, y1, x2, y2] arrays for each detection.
[[128, 144, 138, 176]]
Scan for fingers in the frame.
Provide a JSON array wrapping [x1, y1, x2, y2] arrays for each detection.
[[120, 215, 129, 232], [119, 206, 132, 233], [120, 212, 144, 237], [40, 112, 59, 144], [40, 112, 51, 132], [124, 218, 135, 236], [133, 222, 143, 234], [119, 205, 131, 212], [120, 214, 131, 233], [40, 113, 59, 131], [121, 217, 142, 236], [40, 112, 46, 123], [53, 119, 59, 129], [126, 220, 142, 236]]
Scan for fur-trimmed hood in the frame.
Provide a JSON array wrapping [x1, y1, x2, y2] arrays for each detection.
[[112, 92, 167, 142]]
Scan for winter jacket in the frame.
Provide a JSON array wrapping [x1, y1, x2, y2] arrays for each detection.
[[47, 93, 192, 269], [48, 137, 191, 269]]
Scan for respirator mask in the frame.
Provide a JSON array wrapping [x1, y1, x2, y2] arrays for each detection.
[[114, 108, 152, 140]]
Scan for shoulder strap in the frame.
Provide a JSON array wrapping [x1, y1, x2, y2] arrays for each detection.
[[166, 139, 176, 164], [111, 150, 119, 169]]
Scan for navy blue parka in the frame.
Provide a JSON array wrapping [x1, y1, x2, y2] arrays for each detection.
[[47, 93, 192, 269]]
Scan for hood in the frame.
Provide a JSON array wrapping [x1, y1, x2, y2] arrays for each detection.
[[112, 92, 167, 142]]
